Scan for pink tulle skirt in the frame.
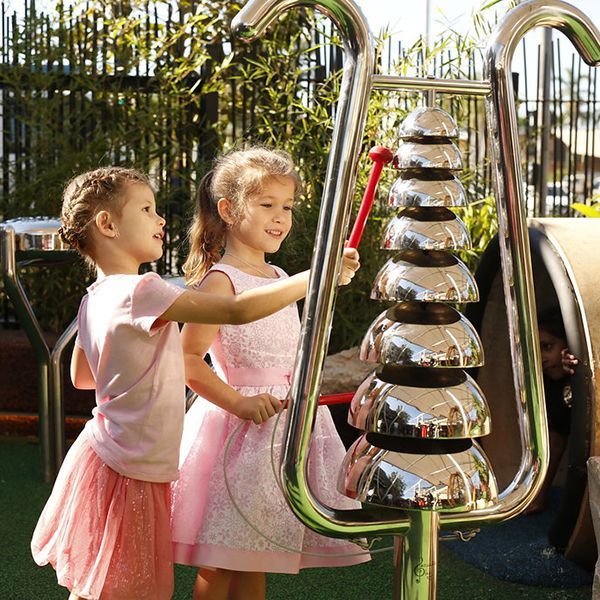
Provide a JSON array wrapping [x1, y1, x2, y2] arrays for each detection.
[[31, 429, 174, 600]]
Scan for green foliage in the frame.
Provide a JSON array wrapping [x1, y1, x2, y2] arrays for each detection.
[[572, 200, 600, 218], [1, 1, 501, 354], [456, 196, 498, 272]]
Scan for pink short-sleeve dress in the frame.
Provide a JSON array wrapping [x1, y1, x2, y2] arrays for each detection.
[[31, 273, 185, 600], [171, 264, 370, 573]]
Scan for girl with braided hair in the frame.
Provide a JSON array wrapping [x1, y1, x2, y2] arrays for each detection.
[[30, 165, 360, 600]]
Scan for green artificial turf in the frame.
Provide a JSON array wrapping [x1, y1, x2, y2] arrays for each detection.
[[0, 437, 592, 599]]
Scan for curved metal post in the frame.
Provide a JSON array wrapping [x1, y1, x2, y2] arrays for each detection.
[[471, 0, 600, 524], [0, 227, 54, 482], [232, 0, 600, 541], [234, 0, 411, 536], [51, 318, 78, 470]]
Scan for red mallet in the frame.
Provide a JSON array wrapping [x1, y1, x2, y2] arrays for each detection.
[[323, 146, 393, 407], [319, 392, 354, 406], [347, 145, 394, 249]]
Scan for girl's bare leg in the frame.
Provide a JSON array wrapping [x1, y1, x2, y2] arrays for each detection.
[[229, 571, 266, 600], [68, 594, 82, 600], [193, 567, 233, 600]]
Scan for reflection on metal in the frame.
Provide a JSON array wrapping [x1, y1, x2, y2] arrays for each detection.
[[360, 308, 484, 368], [349, 369, 490, 439], [382, 208, 471, 251], [389, 176, 467, 208], [0, 218, 77, 482], [339, 435, 498, 512], [372, 74, 491, 96], [2, 217, 69, 252], [398, 106, 459, 139], [394, 141, 463, 171], [232, 2, 600, 600], [371, 252, 478, 303], [482, 0, 600, 522]]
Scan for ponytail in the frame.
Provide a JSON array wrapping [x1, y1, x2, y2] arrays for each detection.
[[182, 171, 226, 286]]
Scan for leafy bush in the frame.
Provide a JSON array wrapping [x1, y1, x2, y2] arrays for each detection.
[[1, 1, 499, 354]]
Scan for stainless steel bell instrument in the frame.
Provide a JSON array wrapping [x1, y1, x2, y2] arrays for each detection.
[[232, 1, 600, 598]]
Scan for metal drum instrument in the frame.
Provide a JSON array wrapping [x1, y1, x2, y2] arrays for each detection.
[[231, 0, 600, 597]]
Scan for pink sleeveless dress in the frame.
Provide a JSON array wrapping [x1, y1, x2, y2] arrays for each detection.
[[171, 264, 369, 573]]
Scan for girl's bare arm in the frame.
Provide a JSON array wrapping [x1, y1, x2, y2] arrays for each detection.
[[161, 248, 359, 326], [161, 270, 309, 325], [70, 345, 95, 389]]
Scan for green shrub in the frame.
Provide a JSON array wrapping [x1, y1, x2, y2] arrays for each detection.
[[1, 1, 499, 354]]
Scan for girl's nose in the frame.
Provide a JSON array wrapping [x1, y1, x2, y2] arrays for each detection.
[[157, 213, 166, 227]]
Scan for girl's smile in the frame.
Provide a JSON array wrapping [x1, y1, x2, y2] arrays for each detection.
[[227, 175, 295, 256]]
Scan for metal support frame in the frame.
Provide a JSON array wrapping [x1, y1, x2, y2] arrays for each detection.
[[232, 2, 600, 598], [0, 227, 77, 482]]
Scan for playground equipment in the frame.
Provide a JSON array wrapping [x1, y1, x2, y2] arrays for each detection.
[[232, 0, 600, 597], [0, 218, 77, 482]]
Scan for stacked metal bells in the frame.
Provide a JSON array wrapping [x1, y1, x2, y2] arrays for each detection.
[[338, 106, 499, 513]]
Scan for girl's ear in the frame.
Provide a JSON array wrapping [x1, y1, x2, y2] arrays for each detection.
[[216, 198, 235, 227], [95, 210, 118, 239]]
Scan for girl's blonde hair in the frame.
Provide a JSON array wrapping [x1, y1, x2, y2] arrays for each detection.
[[59, 166, 151, 264], [183, 147, 301, 286]]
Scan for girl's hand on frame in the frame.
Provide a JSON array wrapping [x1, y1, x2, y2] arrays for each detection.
[[338, 247, 360, 286], [561, 348, 578, 376], [235, 393, 282, 424]]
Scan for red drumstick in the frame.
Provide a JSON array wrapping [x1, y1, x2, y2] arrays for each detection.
[[319, 392, 354, 406], [318, 148, 393, 407], [347, 145, 394, 249]]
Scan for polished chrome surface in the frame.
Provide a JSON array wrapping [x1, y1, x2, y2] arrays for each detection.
[[338, 435, 498, 512], [389, 176, 467, 207], [0, 224, 54, 481], [235, 0, 412, 538], [360, 308, 484, 368], [372, 74, 491, 96], [472, 0, 600, 523], [233, 0, 600, 566], [349, 369, 490, 438], [51, 319, 78, 471], [395, 141, 463, 171], [393, 512, 439, 599], [1, 217, 68, 251], [399, 106, 459, 139], [382, 209, 471, 251], [371, 253, 478, 303]]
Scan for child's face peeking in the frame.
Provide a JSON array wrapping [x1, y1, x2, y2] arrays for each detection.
[[539, 327, 567, 380], [228, 175, 295, 255]]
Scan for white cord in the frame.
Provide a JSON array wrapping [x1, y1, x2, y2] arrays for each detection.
[[222, 400, 394, 558]]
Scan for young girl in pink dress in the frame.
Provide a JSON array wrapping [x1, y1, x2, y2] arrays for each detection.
[[170, 147, 370, 600], [30, 165, 360, 600]]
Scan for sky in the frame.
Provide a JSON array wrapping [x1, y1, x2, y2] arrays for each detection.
[[354, 0, 600, 96], [355, 0, 600, 44]]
